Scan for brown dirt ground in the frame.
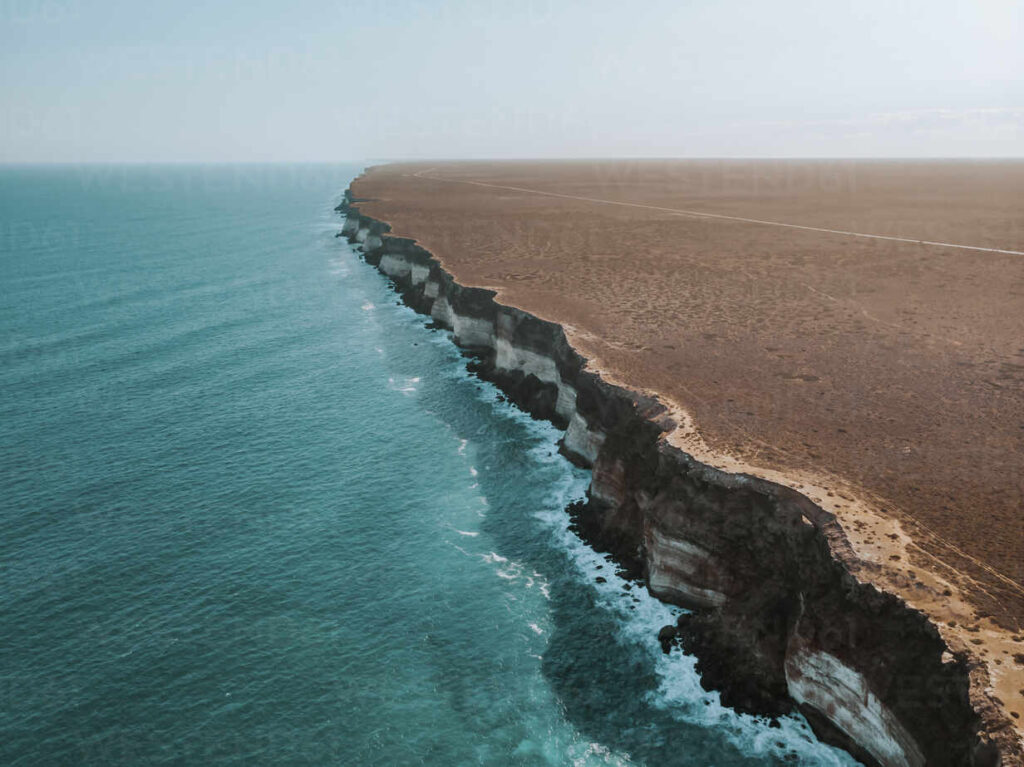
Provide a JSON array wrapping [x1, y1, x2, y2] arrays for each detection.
[[350, 159, 1024, 724]]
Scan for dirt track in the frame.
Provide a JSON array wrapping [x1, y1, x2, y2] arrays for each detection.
[[351, 160, 1024, 634]]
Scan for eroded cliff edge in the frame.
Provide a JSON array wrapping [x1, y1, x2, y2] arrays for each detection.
[[337, 189, 1022, 767]]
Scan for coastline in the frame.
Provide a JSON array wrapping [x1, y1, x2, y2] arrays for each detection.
[[338, 174, 1024, 767]]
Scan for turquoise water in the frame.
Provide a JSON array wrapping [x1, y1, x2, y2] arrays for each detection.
[[0, 165, 858, 766]]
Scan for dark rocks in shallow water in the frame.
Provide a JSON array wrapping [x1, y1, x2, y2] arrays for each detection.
[[675, 610, 793, 718], [657, 624, 678, 654], [489, 370, 565, 427], [595, 576, 606, 584], [566, 499, 645, 581]]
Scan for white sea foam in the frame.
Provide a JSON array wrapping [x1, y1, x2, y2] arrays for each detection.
[[448, 542, 473, 558], [532, 470, 859, 766], [386, 376, 419, 394], [328, 256, 351, 277]]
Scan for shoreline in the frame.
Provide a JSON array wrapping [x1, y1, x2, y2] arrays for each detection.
[[338, 174, 1024, 766]]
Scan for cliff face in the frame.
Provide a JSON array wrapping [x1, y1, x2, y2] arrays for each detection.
[[338, 192, 1020, 767]]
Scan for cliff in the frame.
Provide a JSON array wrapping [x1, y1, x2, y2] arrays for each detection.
[[337, 189, 1023, 767]]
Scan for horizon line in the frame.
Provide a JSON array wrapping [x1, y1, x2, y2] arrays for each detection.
[[2, 155, 1024, 166]]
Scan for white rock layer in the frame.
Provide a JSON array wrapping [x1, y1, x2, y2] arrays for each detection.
[[785, 641, 926, 767], [563, 412, 605, 465], [646, 525, 729, 607]]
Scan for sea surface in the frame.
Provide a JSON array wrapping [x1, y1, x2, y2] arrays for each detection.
[[0, 164, 859, 766]]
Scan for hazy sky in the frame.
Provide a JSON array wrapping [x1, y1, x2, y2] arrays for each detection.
[[1, 0, 1022, 161]]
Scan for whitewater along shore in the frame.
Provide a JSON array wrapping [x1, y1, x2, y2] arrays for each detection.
[[337, 160, 1024, 767]]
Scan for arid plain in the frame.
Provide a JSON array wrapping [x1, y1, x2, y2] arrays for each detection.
[[351, 159, 1024, 722]]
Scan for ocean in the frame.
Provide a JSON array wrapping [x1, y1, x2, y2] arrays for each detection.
[[0, 164, 859, 766]]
